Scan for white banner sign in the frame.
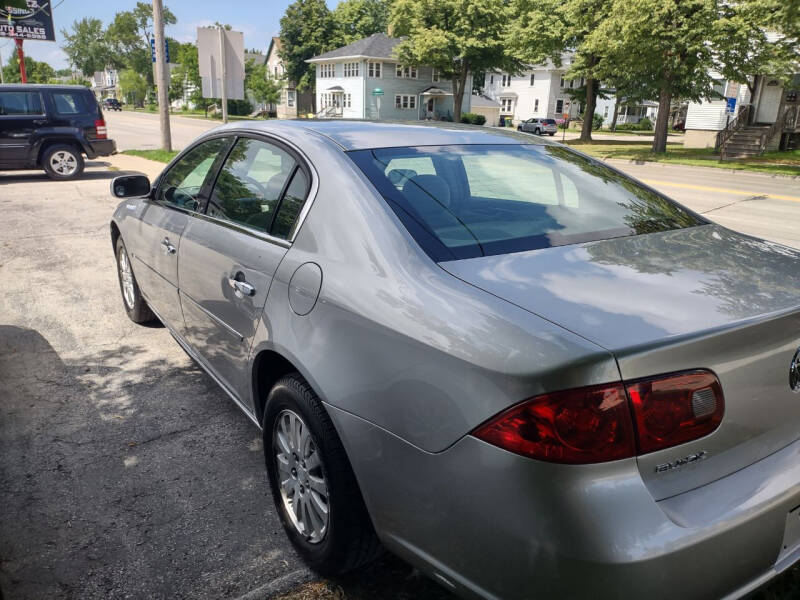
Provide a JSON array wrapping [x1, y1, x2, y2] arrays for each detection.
[[198, 27, 245, 100]]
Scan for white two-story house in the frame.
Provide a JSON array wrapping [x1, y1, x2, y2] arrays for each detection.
[[307, 33, 471, 120]]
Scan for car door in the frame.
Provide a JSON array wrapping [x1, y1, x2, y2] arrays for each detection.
[[0, 90, 45, 167], [178, 135, 312, 407], [133, 136, 233, 329]]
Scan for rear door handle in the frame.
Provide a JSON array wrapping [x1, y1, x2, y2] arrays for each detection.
[[228, 273, 255, 297], [161, 237, 176, 255]]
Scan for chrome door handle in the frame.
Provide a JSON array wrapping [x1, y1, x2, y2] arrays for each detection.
[[161, 238, 176, 255], [228, 275, 255, 297]]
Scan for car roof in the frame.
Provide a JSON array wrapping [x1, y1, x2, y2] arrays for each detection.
[[0, 83, 91, 91], [212, 119, 555, 151]]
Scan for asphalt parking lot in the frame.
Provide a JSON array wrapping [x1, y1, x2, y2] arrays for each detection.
[[1, 156, 799, 600]]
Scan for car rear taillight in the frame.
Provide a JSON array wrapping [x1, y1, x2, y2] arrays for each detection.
[[472, 370, 724, 464], [471, 382, 637, 464], [626, 370, 723, 454], [94, 119, 107, 139]]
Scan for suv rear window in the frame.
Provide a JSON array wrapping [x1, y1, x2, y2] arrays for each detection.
[[52, 91, 92, 115], [543, 119, 556, 124], [0, 91, 43, 116], [349, 144, 704, 261]]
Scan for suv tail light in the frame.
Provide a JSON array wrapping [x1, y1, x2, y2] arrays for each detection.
[[94, 119, 107, 139], [472, 370, 724, 464]]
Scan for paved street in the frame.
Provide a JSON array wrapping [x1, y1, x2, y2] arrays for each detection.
[[0, 141, 798, 600]]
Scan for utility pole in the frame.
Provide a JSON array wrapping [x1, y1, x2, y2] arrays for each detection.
[[152, 0, 172, 151], [0, 46, 4, 85], [218, 25, 228, 124]]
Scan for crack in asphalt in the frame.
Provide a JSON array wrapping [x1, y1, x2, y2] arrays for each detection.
[[701, 194, 769, 214]]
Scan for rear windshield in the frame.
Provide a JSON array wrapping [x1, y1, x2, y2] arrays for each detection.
[[52, 91, 96, 116], [349, 144, 704, 261], [543, 119, 556, 124]]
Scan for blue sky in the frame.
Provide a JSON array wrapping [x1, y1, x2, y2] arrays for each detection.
[[0, 0, 340, 70]]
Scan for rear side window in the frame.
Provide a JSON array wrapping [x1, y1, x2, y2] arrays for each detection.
[[544, 119, 556, 124], [349, 144, 704, 261], [52, 91, 91, 115], [0, 92, 43, 116], [207, 137, 307, 235]]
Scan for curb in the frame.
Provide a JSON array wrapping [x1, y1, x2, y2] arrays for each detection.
[[232, 568, 317, 600]]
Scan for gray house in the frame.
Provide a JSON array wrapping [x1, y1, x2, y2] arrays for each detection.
[[306, 33, 471, 120]]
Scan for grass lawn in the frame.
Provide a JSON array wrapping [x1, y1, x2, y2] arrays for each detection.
[[566, 140, 800, 176], [122, 149, 180, 163]]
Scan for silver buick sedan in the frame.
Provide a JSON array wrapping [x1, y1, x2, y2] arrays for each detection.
[[109, 120, 800, 600]]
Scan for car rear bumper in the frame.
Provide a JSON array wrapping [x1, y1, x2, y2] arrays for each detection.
[[328, 403, 800, 600], [87, 138, 116, 158]]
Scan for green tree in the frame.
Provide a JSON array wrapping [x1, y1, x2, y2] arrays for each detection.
[[2, 50, 55, 83], [60, 17, 110, 76], [245, 59, 282, 114], [586, 0, 718, 153], [119, 68, 148, 107], [105, 3, 176, 82], [332, 0, 390, 45], [279, 0, 336, 100], [390, 0, 521, 121]]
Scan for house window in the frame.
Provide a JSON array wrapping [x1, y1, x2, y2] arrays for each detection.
[[530, 74, 535, 86], [344, 62, 360, 77], [432, 68, 439, 82], [502, 74, 512, 87], [500, 97, 513, 113], [555, 99, 564, 114], [319, 64, 334, 78], [490, 75, 494, 84], [395, 65, 418, 79], [368, 62, 381, 78], [395, 94, 417, 109], [603, 105, 609, 118], [344, 93, 351, 108], [569, 79, 575, 89], [287, 90, 295, 107], [534, 98, 539, 112], [560, 76, 565, 87]]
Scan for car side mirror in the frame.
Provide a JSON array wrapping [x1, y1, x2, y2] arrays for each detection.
[[111, 174, 151, 198]]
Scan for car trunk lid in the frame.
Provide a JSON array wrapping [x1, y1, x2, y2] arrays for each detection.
[[440, 225, 800, 499]]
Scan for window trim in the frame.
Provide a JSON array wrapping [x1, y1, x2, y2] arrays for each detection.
[[149, 130, 318, 245], [0, 91, 45, 117]]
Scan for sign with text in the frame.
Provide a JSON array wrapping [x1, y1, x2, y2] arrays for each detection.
[[151, 38, 170, 64], [198, 27, 245, 100], [0, 1, 56, 41], [726, 97, 737, 114]]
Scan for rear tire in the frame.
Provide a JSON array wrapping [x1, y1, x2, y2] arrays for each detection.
[[115, 237, 156, 324], [264, 374, 381, 575], [42, 144, 84, 181], [534, 128, 541, 135], [548, 132, 555, 136]]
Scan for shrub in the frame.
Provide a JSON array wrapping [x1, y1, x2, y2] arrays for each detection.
[[227, 99, 253, 116], [460, 112, 486, 125], [592, 113, 604, 130], [638, 117, 653, 131]]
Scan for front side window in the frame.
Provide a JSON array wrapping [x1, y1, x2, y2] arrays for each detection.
[[0, 91, 43, 116], [207, 137, 305, 236], [156, 137, 230, 211], [349, 144, 704, 261], [52, 92, 91, 115]]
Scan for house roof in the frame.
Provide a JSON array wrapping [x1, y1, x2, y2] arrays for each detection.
[[245, 52, 267, 66], [266, 37, 281, 61], [307, 33, 402, 63], [470, 94, 501, 108]]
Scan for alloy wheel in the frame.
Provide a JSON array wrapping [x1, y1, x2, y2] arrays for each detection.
[[118, 246, 135, 309], [50, 151, 78, 176], [273, 409, 330, 544]]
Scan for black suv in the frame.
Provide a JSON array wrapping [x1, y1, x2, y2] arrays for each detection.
[[0, 84, 117, 180], [103, 98, 122, 111]]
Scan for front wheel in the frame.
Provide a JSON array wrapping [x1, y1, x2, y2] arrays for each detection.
[[517, 126, 522, 131], [42, 144, 84, 180], [264, 374, 381, 575], [548, 132, 556, 136], [115, 237, 156, 324]]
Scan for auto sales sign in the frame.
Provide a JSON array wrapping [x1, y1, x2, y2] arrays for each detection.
[[0, 1, 56, 42]]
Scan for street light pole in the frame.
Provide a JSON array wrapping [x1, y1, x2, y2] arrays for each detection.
[[152, 0, 172, 151]]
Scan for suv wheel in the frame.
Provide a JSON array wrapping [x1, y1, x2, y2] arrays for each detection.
[[115, 237, 156, 324], [264, 374, 381, 575], [534, 128, 541, 135], [42, 144, 85, 181]]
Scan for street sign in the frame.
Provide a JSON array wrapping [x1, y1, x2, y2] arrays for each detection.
[[0, 1, 56, 41], [198, 26, 245, 101], [372, 88, 384, 96], [726, 97, 737, 114], [150, 38, 170, 64]]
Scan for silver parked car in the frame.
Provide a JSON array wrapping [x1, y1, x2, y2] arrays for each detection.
[[518, 117, 558, 135], [110, 120, 800, 600]]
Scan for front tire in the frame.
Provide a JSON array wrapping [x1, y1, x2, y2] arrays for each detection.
[[42, 144, 84, 180], [115, 237, 156, 324], [548, 132, 556, 136], [264, 374, 381, 575]]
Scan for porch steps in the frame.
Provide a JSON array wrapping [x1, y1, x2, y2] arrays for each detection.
[[721, 125, 771, 159]]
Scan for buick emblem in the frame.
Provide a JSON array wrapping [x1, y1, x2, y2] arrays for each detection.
[[791, 348, 800, 393]]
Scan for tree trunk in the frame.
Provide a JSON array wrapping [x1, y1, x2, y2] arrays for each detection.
[[452, 67, 468, 123], [610, 101, 619, 132], [579, 77, 596, 141], [652, 87, 672, 153]]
